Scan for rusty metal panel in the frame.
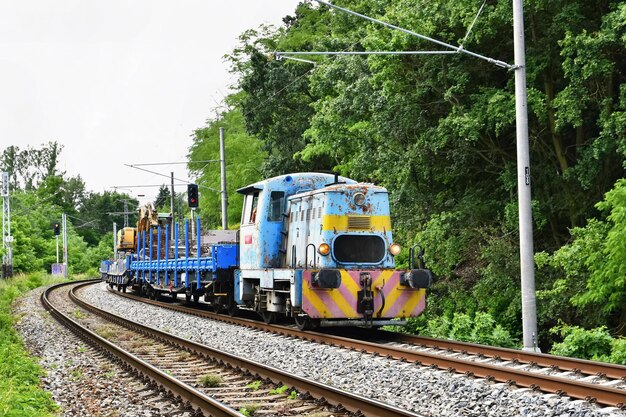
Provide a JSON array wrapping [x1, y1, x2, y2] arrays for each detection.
[[287, 183, 396, 270]]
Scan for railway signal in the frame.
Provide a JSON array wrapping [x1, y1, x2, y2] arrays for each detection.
[[54, 223, 60, 235], [187, 184, 199, 208]]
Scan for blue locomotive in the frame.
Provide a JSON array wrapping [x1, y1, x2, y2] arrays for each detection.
[[102, 172, 432, 329]]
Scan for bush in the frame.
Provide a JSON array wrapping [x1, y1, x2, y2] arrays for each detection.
[[398, 311, 518, 348], [549, 323, 625, 364], [607, 338, 626, 365]]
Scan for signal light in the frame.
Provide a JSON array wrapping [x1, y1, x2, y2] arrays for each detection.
[[54, 223, 60, 236], [187, 184, 199, 208]]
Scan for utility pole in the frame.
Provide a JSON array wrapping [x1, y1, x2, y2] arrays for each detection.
[[219, 127, 228, 230], [123, 199, 129, 227], [1, 172, 12, 278], [513, 0, 538, 352], [190, 208, 196, 241], [62, 213, 68, 279], [113, 222, 118, 259], [170, 172, 175, 227]]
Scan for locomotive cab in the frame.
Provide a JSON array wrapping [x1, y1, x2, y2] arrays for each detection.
[[286, 182, 431, 328], [285, 183, 396, 271], [234, 172, 432, 329], [235, 173, 354, 320]]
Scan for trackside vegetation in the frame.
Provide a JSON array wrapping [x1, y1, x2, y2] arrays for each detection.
[[187, 0, 626, 360], [3, 1, 626, 364], [0, 272, 65, 416]]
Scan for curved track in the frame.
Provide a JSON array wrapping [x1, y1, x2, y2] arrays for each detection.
[[105, 285, 626, 409], [43, 279, 424, 417]]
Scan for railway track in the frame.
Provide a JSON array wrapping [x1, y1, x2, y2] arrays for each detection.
[[104, 284, 626, 409], [43, 279, 423, 417]]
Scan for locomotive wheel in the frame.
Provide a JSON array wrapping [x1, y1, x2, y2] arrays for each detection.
[[193, 293, 200, 303], [260, 310, 276, 324], [171, 292, 177, 300], [122, 285, 127, 293], [294, 315, 311, 331], [185, 292, 191, 302], [227, 300, 238, 317]]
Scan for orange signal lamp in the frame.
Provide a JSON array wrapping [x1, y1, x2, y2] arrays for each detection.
[[318, 243, 331, 255]]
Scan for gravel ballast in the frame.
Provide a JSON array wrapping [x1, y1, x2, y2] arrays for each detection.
[[13, 286, 193, 417], [80, 282, 626, 417]]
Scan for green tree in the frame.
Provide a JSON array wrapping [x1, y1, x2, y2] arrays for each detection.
[[188, 96, 266, 228], [154, 185, 171, 213], [77, 191, 139, 246], [206, 0, 626, 349], [0, 142, 65, 190]]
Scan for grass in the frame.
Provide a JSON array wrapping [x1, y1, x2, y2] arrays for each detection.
[[94, 324, 118, 339], [103, 371, 116, 379], [244, 380, 262, 390], [197, 373, 223, 388], [72, 309, 87, 320], [269, 385, 289, 395], [70, 369, 83, 381], [238, 403, 260, 416], [0, 271, 66, 416]]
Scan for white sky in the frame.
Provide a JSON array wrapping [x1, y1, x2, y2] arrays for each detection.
[[0, 0, 298, 202]]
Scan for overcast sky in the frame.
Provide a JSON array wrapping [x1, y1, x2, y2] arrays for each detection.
[[0, 0, 298, 202]]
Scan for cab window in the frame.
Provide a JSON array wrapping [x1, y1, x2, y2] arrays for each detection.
[[267, 191, 285, 222], [242, 192, 259, 224]]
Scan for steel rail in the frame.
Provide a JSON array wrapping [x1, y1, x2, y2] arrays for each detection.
[[75, 282, 423, 417], [42, 280, 244, 417], [106, 287, 626, 408], [373, 330, 626, 381]]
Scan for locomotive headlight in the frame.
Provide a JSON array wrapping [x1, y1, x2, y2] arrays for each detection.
[[318, 243, 331, 256], [389, 243, 401, 256], [353, 192, 366, 206]]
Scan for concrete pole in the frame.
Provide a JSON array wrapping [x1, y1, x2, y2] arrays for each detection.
[[62, 213, 68, 278], [513, 0, 538, 351], [113, 222, 118, 260], [123, 200, 129, 227], [190, 208, 196, 242], [170, 171, 176, 227], [219, 127, 228, 230], [1, 171, 13, 277], [56, 235, 59, 263]]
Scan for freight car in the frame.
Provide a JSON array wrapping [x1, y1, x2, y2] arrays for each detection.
[[102, 172, 432, 329]]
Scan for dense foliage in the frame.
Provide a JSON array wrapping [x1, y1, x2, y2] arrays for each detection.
[[2, 1, 624, 361], [187, 94, 267, 228], [1, 142, 133, 274], [188, 0, 626, 356]]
